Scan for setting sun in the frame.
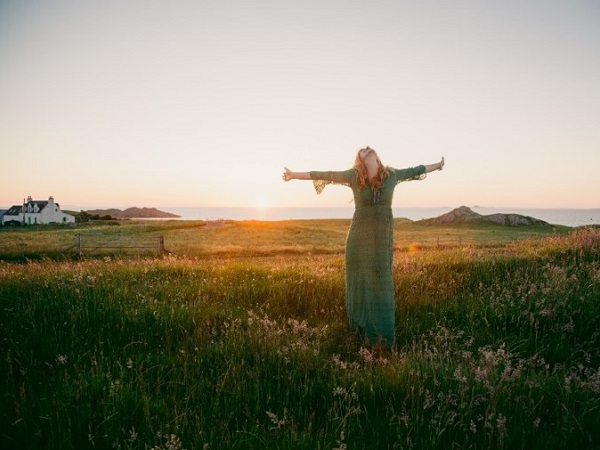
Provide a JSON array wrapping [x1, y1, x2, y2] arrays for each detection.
[[253, 198, 271, 210]]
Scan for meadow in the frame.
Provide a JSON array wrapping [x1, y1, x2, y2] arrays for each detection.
[[1, 220, 600, 449]]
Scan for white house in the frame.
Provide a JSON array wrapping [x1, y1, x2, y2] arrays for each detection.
[[2, 196, 75, 225]]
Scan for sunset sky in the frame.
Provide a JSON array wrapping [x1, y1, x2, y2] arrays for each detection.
[[1, 0, 598, 210]]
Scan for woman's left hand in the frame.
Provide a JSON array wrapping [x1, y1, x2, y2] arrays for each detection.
[[282, 167, 292, 181]]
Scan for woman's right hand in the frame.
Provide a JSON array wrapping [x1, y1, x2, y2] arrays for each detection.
[[282, 168, 312, 181]]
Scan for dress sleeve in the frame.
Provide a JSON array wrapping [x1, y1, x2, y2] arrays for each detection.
[[310, 169, 354, 194], [393, 165, 427, 184]]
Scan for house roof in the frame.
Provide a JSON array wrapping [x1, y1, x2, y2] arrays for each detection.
[[5, 205, 23, 215], [5, 200, 50, 215], [29, 200, 49, 210]]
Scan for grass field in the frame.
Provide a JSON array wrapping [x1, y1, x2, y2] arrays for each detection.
[[0, 217, 572, 260], [1, 220, 599, 449]]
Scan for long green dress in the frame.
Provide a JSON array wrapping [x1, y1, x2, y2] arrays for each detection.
[[310, 165, 426, 348]]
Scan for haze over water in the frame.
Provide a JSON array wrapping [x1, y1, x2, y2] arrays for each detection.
[[151, 206, 600, 228]]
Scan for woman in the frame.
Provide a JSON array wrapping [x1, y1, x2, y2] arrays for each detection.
[[282, 146, 444, 349]]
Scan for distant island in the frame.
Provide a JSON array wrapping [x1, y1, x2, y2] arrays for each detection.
[[418, 206, 551, 227], [83, 207, 180, 219]]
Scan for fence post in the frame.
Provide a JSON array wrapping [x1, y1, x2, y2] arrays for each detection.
[[158, 235, 165, 253], [76, 234, 82, 253]]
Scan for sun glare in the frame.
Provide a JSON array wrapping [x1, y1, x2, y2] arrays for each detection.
[[254, 198, 270, 210]]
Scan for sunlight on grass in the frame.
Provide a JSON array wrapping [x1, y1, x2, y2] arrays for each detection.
[[1, 227, 599, 448]]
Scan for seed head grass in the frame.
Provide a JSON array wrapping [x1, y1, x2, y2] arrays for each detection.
[[1, 227, 599, 449]]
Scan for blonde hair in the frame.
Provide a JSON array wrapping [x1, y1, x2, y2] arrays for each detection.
[[354, 146, 389, 191]]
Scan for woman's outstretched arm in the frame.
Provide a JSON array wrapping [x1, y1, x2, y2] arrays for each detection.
[[424, 157, 445, 173], [282, 167, 312, 181]]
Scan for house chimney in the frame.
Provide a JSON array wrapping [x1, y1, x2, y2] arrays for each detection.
[[27, 195, 32, 203], [49, 196, 55, 203]]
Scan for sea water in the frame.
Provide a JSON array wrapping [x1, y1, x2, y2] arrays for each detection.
[[157, 206, 600, 228]]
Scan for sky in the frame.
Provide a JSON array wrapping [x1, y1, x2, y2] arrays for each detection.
[[1, 0, 599, 210]]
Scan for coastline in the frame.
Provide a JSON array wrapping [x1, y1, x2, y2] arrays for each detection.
[[8, 205, 589, 228], [149, 206, 600, 228]]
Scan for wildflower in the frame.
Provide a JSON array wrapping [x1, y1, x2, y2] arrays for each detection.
[[501, 364, 513, 381], [332, 354, 360, 370], [470, 421, 477, 433], [266, 409, 287, 429], [128, 426, 138, 444], [497, 414, 507, 437], [333, 432, 347, 450], [358, 347, 374, 363], [474, 366, 487, 382], [333, 386, 348, 396], [394, 413, 409, 426], [164, 434, 183, 450], [423, 390, 434, 410], [453, 366, 467, 383], [150, 433, 185, 450], [565, 374, 576, 392], [56, 354, 67, 365], [563, 321, 575, 333], [109, 380, 121, 397]]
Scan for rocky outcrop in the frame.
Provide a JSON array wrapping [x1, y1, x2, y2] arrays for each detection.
[[423, 206, 481, 224], [419, 206, 550, 227], [485, 213, 548, 226], [84, 207, 180, 218]]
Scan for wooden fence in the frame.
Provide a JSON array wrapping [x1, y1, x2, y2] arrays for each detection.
[[69, 234, 165, 255]]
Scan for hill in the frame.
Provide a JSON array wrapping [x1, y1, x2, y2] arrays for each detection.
[[84, 207, 180, 219], [418, 205, 552, 227]]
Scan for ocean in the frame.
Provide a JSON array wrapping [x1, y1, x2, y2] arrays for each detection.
[[157, 206, 600, 228]]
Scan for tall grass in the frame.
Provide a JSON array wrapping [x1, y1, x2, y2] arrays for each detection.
[[1, 229, 599, 449]]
